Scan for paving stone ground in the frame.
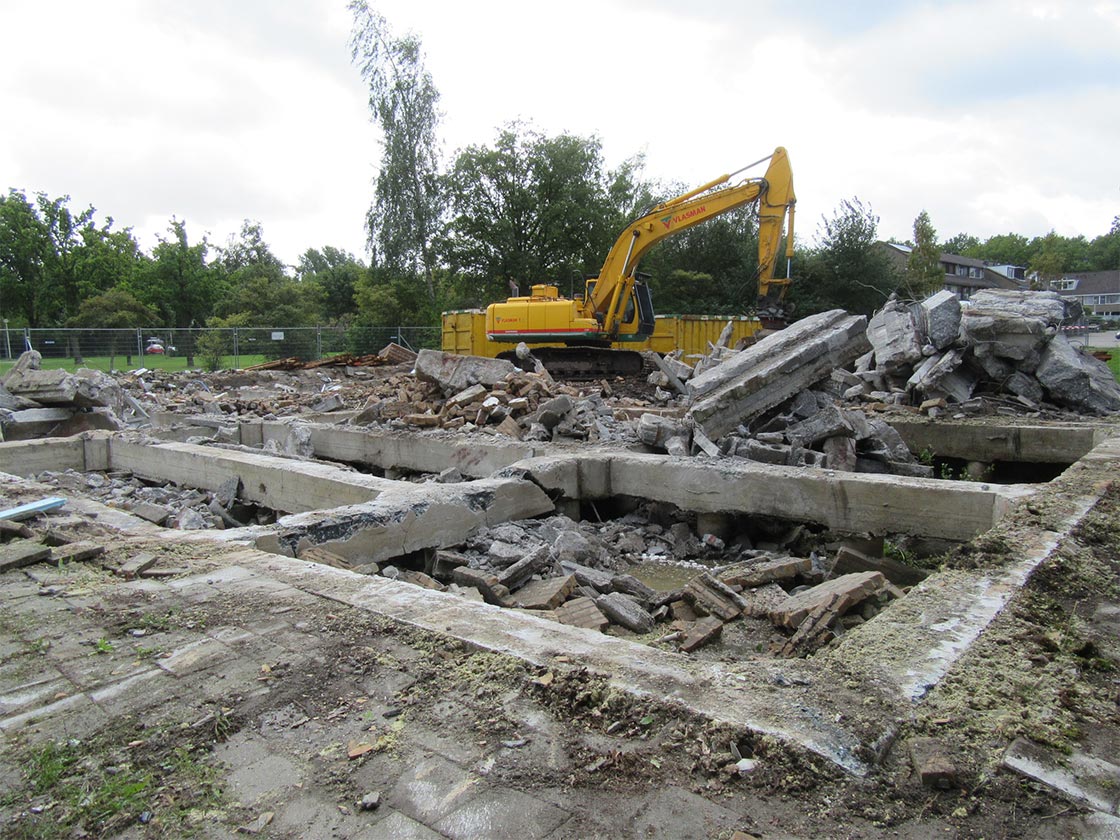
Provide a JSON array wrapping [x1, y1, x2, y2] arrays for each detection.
[[2, 517, 1118, 839], [0, 548, 781, 838]]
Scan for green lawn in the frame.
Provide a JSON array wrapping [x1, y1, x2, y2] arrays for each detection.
[[1087, 347, 1120, 382], [0, 353, 268, 375]]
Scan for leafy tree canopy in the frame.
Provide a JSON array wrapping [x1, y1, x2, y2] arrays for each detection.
[[440, 122, 645, 305]]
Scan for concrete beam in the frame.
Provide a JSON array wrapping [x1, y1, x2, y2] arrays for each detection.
[[252, 476, 555, 565], [888, 419, 1106, 464], [105, 438, 395, 514], [263, 422, 539, 478]]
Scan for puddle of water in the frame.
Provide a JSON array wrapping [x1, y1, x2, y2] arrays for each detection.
[[628, 562, 704, 592]]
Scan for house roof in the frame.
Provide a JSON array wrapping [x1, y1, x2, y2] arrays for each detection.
[[1053, 270, 1120, 296], [939, 252, 986, 269]]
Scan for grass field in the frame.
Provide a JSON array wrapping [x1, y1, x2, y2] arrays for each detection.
[[1088, 347, 1120, 381], [0, 353, 269, 375]]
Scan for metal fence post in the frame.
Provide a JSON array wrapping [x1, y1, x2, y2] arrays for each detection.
[[136, 329, 143, 361], [316, 326, 322, 360], [233, 328, 239, 370]]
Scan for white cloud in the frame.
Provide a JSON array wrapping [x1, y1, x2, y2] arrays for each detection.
[[1, 0, 1116, 273]]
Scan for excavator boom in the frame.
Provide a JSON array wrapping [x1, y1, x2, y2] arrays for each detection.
[[483, 147, 796, 369], [591, 147, 796, 334]]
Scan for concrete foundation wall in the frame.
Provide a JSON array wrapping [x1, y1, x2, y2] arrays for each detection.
[[104, 439, 393, 514], [520, 453, 1033, 541], [260, 422, 538, 478], [888, 419, 1107, 464], [0, 437, 86, 476]]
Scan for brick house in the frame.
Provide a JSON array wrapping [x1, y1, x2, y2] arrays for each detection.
[[878, 242, 1026, 301], [1048, 270, 1120, 320]]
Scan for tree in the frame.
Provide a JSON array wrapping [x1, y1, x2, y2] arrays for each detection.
[[297, 246, 364, 322], [787, 198, 898, 317], [941, 232, 981, 257], [1089, 216, 1120, 271], [0, 189, 52, 327], [441, 123, 642, 306], [904, 210, 943, 298], [135, 219, 220, 366], [68, 288, 157, 370], [37, 194, 96, 326], [973, 233, 1033, 267], [1028, 230, 1064, 290], [350, 1, 443, 300]]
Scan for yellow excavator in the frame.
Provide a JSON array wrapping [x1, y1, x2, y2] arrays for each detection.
[[484, 146, 796, 375]]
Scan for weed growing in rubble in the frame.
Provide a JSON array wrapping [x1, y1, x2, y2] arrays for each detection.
[[93, 638, 114, 654]]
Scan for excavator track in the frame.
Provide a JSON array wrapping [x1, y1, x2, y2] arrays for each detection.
[[498, 347, 645, 379]]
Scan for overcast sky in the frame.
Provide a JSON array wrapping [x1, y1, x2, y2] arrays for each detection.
[[3, 0, 1118, 269]]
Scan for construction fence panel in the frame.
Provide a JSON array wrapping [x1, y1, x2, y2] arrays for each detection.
[[1, 326, 443, 373]]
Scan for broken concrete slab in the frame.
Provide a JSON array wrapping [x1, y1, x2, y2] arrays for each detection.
[[498, 545, 550, 591], [867, 300, 923, 371], [686, 310, 869, 439], [832, 545, 928, 588], [128, 501, 174, 526], [776, 592, 842, 656], [554, 596, 609, 631], [451, 567, 512, 606], [52, 541, 106, 563], [1003, 738, 1120, 815], [914, 290, 961, 352], [683, 574, 745, 621], [770, 571, 887, 630], [414, 350, 517, 395], [679, 616, 724, 653], [3, 366, 123, 411], [1035, 334, 1120, 416], [785, 405, 854, 448], [595, 592, 655, 634], [114, 552, 159, 580], [515, 574, 575, 610], [968, 289, 1067, 324], [0, 540, 52, 573], [720, 557, 811, 588], [0, 349, 42, 386], [0, 407, 76, 440]]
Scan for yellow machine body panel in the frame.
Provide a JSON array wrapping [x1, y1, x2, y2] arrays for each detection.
[[443, 310, 762, 359]]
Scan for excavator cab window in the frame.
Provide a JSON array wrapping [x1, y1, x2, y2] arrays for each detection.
[[634, 279, 655, 337]]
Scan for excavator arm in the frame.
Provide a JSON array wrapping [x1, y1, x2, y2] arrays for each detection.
[[589, 147, 796, 334]]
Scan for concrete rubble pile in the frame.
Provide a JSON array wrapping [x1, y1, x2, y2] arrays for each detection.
[[854, 289, 1120, 415], [0, 351, 138, 441], [382, 348, 636, 443], [363, 505, 906, 657], [634, 310, 929, 475], [636, 290, 1119, 472], [32, 469, 274, 531]]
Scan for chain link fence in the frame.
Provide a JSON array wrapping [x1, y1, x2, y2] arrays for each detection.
[[0, 325, 442, 373]]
